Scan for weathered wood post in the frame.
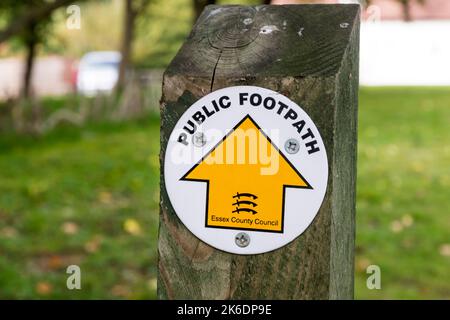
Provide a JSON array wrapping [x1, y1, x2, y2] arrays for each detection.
[[159, 4, 359, 299]]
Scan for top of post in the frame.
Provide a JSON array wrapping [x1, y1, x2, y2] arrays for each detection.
[[166, 4, 360, 79]]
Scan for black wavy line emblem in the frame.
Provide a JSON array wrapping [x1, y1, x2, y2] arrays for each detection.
[[232, 192, 258, 215]]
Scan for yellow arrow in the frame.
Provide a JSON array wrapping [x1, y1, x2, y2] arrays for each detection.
[[181, 115, 312, 233]]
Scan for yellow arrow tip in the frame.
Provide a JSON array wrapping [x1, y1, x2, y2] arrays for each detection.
[[182, 115, 311, 189]]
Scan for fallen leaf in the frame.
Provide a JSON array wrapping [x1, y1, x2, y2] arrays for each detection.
[[98, 191, 112, 204], [34, 254, 83, 272], [36, 281, 52, 295], [47, 255, 64, 270], [439, 244, 450, 257], [390, 220, 403, 233], [124, 218, 142, 236], [148, 278, 157, 291], [84, 235, 103, 253], [401, 214, 414, 228], [111, 284, 130, 298], [61, 221, 79, 235], [355, 257, 371, 273], [0, 226, 18, 238]]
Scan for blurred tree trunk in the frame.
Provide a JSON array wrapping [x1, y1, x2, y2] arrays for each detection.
[[400, 0, 411, 22], [193, 0, 216, 23], [367, 0, 417, 22], [398, 0, 426, 22], [0, 0, 79, 44], [117, 0, 137, 92], [23, 22, 38, 99], [117, 0, 150, 92]]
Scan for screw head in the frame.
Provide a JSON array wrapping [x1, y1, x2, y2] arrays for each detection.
[[235, 232, 250, 248], [192, 132, 206, 147], [284, 138, 300, 154]]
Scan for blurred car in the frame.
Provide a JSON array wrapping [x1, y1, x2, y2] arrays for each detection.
[[76, 51, 121, 96]]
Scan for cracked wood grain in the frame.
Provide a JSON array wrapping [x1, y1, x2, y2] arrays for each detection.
[[210, 50, 222, 92]]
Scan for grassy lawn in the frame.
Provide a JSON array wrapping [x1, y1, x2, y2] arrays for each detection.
[[0, 87, 449, 299], [355, 87, 450, 299], [0, 118, 160, 299]]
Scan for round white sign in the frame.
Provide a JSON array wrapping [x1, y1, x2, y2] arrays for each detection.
[[164, 86, 328, 254]]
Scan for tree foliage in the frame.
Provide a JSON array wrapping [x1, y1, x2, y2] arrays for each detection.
[[0, 0, 78, 97]]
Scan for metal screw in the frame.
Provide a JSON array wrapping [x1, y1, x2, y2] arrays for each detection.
[[284, 138, 300, 154], [235, 232, 250, 248], [192, 132, 206, 147]]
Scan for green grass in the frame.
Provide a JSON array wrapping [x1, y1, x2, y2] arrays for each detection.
[[0, 87, 449, 299], [0, 118, 160, 299], [355, 87, 450, 299]]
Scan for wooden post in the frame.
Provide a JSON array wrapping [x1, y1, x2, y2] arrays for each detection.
[[158, 4, 360, 299]]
